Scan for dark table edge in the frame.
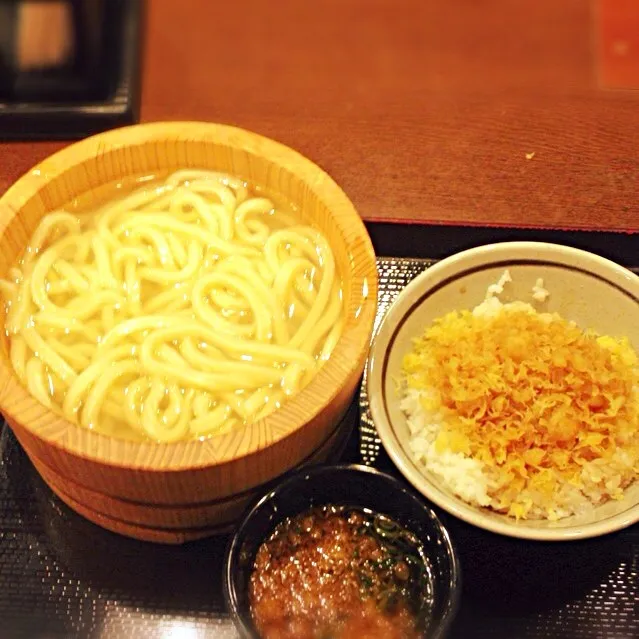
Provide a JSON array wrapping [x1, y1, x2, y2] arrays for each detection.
[[366, 221, 639, 268]]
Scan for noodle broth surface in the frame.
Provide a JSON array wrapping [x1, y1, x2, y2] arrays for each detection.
[[0, 171, 344, 442]]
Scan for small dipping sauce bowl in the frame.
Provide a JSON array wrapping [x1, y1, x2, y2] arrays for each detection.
[[224, 463, 461, 638]]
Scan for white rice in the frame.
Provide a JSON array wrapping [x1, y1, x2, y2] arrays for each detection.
[[402, 388, 492, 508], [400, 272, 637, 521]]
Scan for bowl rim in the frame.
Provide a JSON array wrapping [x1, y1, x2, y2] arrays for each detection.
[[0, 121, 378, 470], [367, 241, 639, 541], [223, 462, 462, 639]]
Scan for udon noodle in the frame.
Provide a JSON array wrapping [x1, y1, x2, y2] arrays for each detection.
[[0, 171, 343, 442]]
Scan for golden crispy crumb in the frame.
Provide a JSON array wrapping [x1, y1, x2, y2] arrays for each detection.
[[402, 307, 639, 519]]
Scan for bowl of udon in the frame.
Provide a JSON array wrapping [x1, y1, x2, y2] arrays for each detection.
[[367, 242, 639, 541], [0, 121, 378, 542]]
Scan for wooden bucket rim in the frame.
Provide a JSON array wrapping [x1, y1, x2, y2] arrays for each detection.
[[0, 121, 378, 470]]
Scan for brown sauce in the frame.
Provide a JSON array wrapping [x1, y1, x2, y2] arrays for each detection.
[[249, 505, 433, 639]]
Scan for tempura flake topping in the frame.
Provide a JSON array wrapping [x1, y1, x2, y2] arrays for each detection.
[[402, 299, 638, 521]]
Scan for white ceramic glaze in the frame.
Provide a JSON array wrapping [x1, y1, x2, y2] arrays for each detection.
[[368, 242, 639, 541]]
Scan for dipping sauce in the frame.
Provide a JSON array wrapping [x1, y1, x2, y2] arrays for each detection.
[[249, 505, 433, 639]]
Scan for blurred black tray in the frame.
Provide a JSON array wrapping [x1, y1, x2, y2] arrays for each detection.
[[0, 230, 637, 639], [0, 0, 143, 140]]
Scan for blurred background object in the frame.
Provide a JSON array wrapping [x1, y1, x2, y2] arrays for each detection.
[[598, 0, 639, 89], [15, 1, 77, 74], [0, 0, 103, 102], [0, 0, 143, 139]]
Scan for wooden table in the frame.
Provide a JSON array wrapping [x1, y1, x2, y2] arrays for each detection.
[[1, 0, 638, 232]]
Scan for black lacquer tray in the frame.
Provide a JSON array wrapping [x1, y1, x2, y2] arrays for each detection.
[[0, 228, 637, 639]]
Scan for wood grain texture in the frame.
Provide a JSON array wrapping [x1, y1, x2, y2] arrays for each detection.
[[40, 485, 233, 544], [29, 401, 354, 539], [1, 0, 638, 232], [0, 122, 377, 539]]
